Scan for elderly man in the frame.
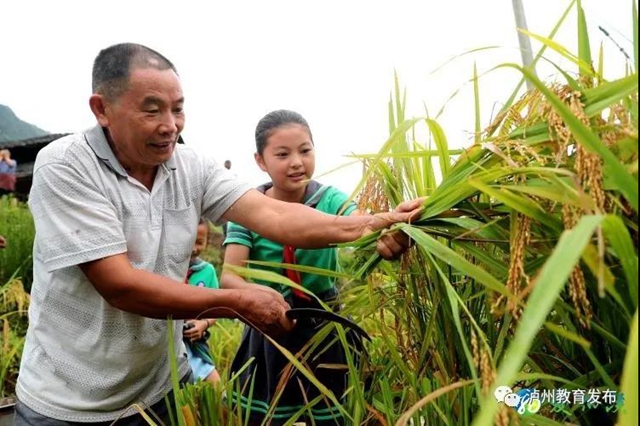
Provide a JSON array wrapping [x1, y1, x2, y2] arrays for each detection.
[[14, 43, 420, 425]]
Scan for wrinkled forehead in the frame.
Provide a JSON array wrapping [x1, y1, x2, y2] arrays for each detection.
[[125, 67, 184, 101], [131, 55, 170, 71]]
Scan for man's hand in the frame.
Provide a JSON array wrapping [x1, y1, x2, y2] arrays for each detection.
[[0, 235, 5, 249], [365, 197, 425, 260], [235, 286, 295, 337]]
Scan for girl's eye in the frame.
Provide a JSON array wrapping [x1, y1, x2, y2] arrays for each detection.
[[276, 153, 288, 158]]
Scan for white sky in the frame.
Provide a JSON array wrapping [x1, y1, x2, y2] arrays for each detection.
[[0, 0, 635, 194]]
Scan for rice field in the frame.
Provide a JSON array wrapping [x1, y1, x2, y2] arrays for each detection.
[[1, 1, 637, 425], [166, 2, 638, 425]]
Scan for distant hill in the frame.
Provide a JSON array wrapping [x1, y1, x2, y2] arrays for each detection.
[[0, 104, 48, 143]]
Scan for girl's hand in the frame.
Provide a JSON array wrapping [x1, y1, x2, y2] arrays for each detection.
[[366, 197, 425, 259], [182, 319, 212, 341]]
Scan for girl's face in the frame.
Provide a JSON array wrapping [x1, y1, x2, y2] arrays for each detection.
[[255, 124, 315, 194]]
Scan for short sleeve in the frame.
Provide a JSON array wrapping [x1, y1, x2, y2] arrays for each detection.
[[29, 163, 127, 272], [321, 187, 358, 216], [342, 199, 358, 216], [200, 157, 252, 225], [223, 221, 253, 249]]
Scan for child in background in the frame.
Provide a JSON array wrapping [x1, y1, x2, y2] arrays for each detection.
[[221, 110, 361, 425], [183, 218, 221, 385], [0, 149, 17, 194], [0, 149, 17, 174]]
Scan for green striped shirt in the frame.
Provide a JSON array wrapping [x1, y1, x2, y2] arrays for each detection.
[[224, 182, 357, 294]]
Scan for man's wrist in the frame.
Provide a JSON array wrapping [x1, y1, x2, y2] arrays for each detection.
[[332, 214, 375, 244], [225, 288, 244, 320]]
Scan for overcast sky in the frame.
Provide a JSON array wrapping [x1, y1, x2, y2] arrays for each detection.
[[0, 0, 634, 194]]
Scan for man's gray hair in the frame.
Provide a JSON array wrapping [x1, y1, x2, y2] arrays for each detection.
[[92, 43, 178, 101]]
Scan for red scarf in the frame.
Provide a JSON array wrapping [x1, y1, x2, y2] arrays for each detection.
[[283, 245, 310, 301]]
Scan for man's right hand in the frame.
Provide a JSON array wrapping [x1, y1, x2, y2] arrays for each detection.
[[235, 286, 295, 337]]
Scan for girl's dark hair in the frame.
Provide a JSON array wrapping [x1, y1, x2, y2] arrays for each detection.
[[254, 110, 313, 155]]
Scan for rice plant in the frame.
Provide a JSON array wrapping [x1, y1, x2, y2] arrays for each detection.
[[0, 275, 30, 398], [0, 196, 32, 398], [337, 2, 638, 424], [0, 195, 35, 290], [164, 1, 637, 425]]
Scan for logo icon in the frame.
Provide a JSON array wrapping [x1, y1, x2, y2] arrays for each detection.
[[494, 386, 513, 403], [494, 386, 541, 415]]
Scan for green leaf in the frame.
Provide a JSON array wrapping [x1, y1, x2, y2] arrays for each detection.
[[617, 309, 638, 426], [400, 224, 510, 297], [388, 95, 396, 133], [472, 215, 604, 426], [348, 117, 424, 206], [245, 260, 353, 280], [347, 150, 464, 160], [468, 179, 564, 232], [507, 122, 548, 141], [223, 263, 323, 306], [489, 0, 576, 134], [577, 0, 593, 76], [261, 333, 349, 420], [425, 119, 452, 177], [601, 215, 639, 309], [499, 63, 638, 212], [425, 250, 483, 398], [167, 318, 186, 426], [544, 321, 591, 349], [598, 42, 605, 78], [522, 30, 597, 78], [499, 183, 588, 207], [582, 74, 638, 117], [473, 62, 481, 145]]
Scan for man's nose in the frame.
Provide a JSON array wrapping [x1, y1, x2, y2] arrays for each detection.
[[159, 112, 179, 135]]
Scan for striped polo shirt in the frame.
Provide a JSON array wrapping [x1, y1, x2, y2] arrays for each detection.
[[17, 125, 251, 422]]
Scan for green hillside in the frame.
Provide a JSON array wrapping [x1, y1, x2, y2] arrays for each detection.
[[0, 104, 48, 143]]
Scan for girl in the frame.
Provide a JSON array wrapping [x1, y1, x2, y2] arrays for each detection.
[[221, 110, 361, 425]]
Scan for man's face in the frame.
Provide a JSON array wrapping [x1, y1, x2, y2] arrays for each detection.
[[99, 67, 185, 169]]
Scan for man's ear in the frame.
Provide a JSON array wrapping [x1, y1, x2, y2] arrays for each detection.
[[89, 94, 110, 127], [254, 152, 268, 172]]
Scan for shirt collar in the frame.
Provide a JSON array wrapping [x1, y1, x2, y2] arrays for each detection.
[[83, 125, 178, 177], [255, 180, 323, 205]]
